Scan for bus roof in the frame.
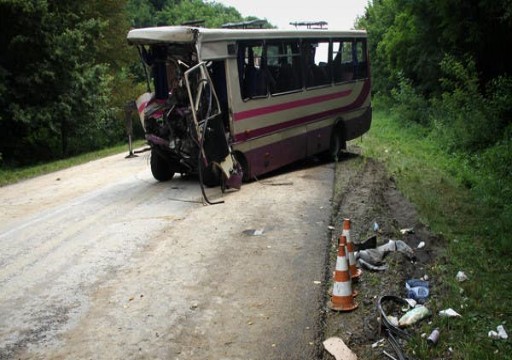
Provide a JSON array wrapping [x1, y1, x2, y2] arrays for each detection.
[[126, 26, 367, 45]]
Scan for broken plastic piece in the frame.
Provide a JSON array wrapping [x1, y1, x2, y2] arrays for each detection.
[[404, 298, 417, 308], [427, 328, 440, 345], [489, 325, 508, 340], [497, 325, 508, 339], [439, 308, 461, 318], [405, 279, 429, 303], [323, 337, 358, 360], [400, 228, 414, 234], [455, 271, 468, 282], [398, 305, 430, 327]]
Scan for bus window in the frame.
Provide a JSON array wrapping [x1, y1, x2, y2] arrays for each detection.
[[332, 40, 354, 83], [355, 39, 368, 79], [266, 40, 302, 94], [238, 41, 269, 99], [302, 40, 331, 88]]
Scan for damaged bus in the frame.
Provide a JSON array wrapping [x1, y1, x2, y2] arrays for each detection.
[[127, 26, 371, 191]]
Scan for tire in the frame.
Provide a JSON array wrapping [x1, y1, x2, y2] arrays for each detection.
[[329, 125, 346, 161], [150, 149, 174, 181]]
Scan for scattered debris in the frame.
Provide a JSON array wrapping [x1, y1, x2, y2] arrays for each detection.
[[498, 325, 509, 339], [417, 241, 425, 249], [404, 298, 417, 308], [387, 316, 399, 327], [400, 228, 414, 234], [371, 338, 385, 348], [488, 325, 508, 340], [405, 279, 429, 303], [455, 271, 469, 282], [354, 235, 377, 251], [427, 328, 440, 345], [382, 350, 399, 360], [373, 222, 379, 232], [377, 296, 411, 360], [438, 308, 461, 318], [313, 280, 322, 285], [323, 337, 358, 360], [399, 305, 431, 327], [358, 258, 388, 271], [242, 228, 264, 236], [356, 240, 415, 271], [328, 225, 335, 230]]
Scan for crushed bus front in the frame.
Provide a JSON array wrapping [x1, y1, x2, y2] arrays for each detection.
[[128, 29, 242, 191]]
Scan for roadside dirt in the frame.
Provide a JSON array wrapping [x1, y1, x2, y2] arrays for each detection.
[[322, 146, 444, 359]]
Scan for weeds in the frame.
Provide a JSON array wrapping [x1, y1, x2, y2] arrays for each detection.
[[354, 109, 512, 359]]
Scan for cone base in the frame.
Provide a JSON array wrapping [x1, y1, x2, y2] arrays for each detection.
[[350, 268, 363, 282], [327, 299, 358, 312]]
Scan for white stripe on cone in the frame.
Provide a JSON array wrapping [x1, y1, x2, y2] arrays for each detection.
[[335, 256, 349, 271], [333, 281, 352, 297]]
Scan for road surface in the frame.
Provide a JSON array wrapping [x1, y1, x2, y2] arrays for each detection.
[[0, 151, 334, 359]]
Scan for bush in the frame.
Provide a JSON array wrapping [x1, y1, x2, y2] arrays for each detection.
[[390, 73, 430, 126], [430, 55, 512, 153]]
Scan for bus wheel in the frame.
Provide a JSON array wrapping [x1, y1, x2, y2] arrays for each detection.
[[330, 128, 346, 161], [150, 149, 175, 181]]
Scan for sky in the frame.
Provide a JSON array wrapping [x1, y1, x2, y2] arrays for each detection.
[[215, 0, 369, 30]]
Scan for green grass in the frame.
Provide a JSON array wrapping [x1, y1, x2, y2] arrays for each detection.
[[353, 109, 512, 359], [0, 140, 146, 187]]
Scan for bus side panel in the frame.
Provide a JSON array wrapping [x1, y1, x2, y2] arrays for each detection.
[[232, 126, 307, 179], [305, 119, 334, 156], [343, 106, 372, 141], [236, 131, 307, 179]]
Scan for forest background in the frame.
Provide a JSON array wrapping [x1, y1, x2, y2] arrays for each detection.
[[0, 0, 510, 251]]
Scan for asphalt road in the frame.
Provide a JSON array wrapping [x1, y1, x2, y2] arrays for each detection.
[[0, 150, 334, 359]]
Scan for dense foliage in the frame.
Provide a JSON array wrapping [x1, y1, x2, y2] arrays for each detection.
[[0, 0, 254, 166], [359, 0, 512, 251]]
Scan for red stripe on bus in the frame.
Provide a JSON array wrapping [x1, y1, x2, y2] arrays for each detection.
[[234, 80, 371, 142], [233, 89, 352, 122]]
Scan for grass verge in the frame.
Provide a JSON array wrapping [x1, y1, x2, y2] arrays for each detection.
[[353, 109, 511, 359], [0, 140, 146, 187]]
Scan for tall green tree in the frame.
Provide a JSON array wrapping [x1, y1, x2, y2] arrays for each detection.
[[0, 0, 131, 165]]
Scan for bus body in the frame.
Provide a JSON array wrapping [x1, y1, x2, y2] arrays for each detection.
[[127, 26, 371, 187]]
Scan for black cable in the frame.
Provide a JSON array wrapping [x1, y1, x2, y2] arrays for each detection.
[[377, 296, 414, 360]]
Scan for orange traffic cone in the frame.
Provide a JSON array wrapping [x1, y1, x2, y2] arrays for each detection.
[[327, 236, 358, 312], [342, 218, 362, 281]]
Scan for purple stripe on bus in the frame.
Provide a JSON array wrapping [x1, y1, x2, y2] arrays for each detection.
[[234, 80, 371, 143], [233, 89, 352, 122]]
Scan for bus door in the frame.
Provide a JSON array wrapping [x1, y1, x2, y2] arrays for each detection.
[[184, 62, 242, 189]]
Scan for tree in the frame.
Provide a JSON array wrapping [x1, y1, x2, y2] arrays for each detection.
[[0, 0, 131, 165]]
